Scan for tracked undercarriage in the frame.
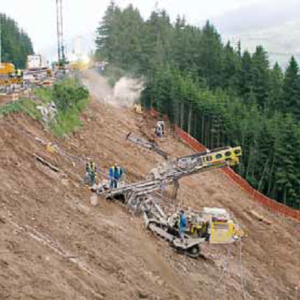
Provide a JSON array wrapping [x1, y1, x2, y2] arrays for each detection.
[[142, 197, 205, 258]]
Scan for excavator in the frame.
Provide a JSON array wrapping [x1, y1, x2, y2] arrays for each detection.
[[96, 134, 244, 258]]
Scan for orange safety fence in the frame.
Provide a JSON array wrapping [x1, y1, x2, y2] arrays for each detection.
[[145, 108, 300, 222], [173, 123, 300, 223]]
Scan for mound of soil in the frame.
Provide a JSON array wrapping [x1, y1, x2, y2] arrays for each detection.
[[0, 73, 299, 300]]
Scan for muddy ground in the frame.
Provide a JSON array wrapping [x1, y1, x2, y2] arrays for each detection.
[[0, 71, 299, 300]]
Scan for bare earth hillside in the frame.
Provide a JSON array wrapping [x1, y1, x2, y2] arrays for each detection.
[[0, 72, 299, 300]]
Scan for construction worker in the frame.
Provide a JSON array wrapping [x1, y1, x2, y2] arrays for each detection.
[[202, 220, 210, 241], [178, 210, 187, 241], [155, 122, 162, 137], [155, 121, 165, 137], [90, 161, 97, 186], [109, 163, 123, 189], [85, 161, 90, 185], [86, 160, 97, 186], [191, 222, 202, 238], [16, 69, 23, 79]]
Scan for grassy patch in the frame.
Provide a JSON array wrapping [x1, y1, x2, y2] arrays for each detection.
[[50, 97, 89, 138], [0, 99, 41, 120], [49, 77, 89, 137], [34, 87, 53, 104], [0, 77, 90, 138], [33, 77, 90, 137]]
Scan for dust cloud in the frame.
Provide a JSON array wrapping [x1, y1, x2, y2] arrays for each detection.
[[82, 69, 144, 107], [113, 77, 144, 108]]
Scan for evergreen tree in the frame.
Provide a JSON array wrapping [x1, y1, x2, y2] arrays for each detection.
[[143, 10, 173, 73], [282, 56, 300, 118], [267, 63, 284, 111], [222, 42, 240, 92], [116, 5, 145, 71], [198, 21, 223, 89], [0, 14, 34, 68], [95, 1, 122, 63], [239, 51, 255, 104], [251, 46, 270, 108]]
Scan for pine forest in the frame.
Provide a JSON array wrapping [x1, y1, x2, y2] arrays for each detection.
[[96, 2, 300, 210]]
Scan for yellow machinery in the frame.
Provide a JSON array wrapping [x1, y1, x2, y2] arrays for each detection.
[[47, 69, 52, 77], [0, 63, 15, 77], [202, 207, 244, 244], [46, 143, 59, 154], [204, 146, 242, 167], [132, 103, 143, 114], [0, 63, 23, 86], [187, 207, 244, 245], [98, 143, 244, 257], [69, 61, 89, 71], [142, 206, 244, 258]]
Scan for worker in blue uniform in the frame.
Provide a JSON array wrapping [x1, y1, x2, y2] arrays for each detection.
[[178, 210, 187, 241], [109, 163, 123, 189]]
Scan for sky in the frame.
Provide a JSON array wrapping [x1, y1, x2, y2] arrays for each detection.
[[1, 0, 299, 65]]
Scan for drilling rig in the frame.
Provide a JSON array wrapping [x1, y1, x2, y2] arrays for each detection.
[[96, 141, 244, 258]]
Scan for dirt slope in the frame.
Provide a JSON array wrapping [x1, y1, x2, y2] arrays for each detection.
[[0, 72, 300, 300]]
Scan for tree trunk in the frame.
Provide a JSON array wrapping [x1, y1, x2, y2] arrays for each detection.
[[201, 113, 205, 144], [193, 114, 198, 139], [283, 186, 287, 205], [174, 100, 179, 125], [188, 107, 192, 135], [267, 154, 276, 196], [258, 157, 269, 192], [245, 147, 253, 181], [180, 102, 184, 129], [210, 116, 214, 149]]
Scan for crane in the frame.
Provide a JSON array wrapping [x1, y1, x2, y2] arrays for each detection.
[[56, 0, 66, 68]]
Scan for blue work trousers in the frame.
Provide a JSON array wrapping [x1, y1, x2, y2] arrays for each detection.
[[110, 177, 118, 189]]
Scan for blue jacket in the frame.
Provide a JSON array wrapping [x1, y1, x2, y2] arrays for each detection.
[[179, 213, 187, 228], [110, 166, 123, 179]]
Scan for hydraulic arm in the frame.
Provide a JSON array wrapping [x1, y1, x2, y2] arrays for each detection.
[[98, 146, 242, 205]]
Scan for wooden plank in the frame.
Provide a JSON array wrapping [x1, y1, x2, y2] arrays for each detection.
[[34, 154, 61, 173], [249, 210, 272, 225]]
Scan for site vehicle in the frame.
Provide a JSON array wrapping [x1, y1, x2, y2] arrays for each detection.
[[27, 55, 48, 71]]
